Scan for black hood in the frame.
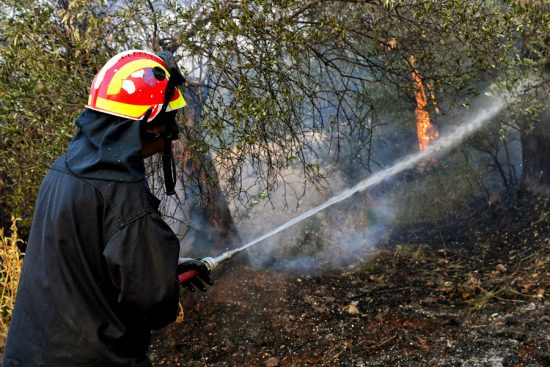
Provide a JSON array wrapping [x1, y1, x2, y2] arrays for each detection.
[[65, 109, 145, 182]]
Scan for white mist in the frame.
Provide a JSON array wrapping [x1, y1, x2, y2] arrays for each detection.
[[237, 96, 508, 255]]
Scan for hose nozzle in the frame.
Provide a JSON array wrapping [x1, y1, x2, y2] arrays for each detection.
[[177, 248, 242, 285], [201, 248, 241, 273]]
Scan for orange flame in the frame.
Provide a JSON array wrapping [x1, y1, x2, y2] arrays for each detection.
[[410, 55, 439, 151]]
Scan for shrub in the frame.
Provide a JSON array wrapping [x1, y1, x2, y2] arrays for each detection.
[[0, 217, 24, 349]]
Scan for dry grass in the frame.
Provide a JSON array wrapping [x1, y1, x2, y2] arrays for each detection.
[[0, 217, 24, 347]]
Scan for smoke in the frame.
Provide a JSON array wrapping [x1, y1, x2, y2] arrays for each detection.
[[229, 93, 508, 274], [237, 173, 399, 273], [151, 90, 510, 273]]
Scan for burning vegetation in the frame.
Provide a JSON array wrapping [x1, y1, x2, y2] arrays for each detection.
[[410, 54, 439, 152]]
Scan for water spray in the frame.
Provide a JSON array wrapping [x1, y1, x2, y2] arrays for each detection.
[[178, 97, 507, 284]]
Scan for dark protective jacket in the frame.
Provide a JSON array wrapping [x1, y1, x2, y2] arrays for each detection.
[[3, 110, 180, 367]]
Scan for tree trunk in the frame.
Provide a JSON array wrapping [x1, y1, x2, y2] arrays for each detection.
[[520, 107, 550, 194], [176, 85, 242, 259]]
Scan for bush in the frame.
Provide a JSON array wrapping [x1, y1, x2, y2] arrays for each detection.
[[0, 217, 24, 349]]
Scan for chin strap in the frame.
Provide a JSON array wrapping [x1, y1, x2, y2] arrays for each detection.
[[162, 138, 177, 195], [141, 107, 177, 196], [154, 51, 186, 196]]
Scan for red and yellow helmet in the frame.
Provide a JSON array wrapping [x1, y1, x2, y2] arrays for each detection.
[[86, 50, 186, 122]]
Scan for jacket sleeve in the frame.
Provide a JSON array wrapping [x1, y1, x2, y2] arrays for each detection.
[[103, 212, 180, 330]]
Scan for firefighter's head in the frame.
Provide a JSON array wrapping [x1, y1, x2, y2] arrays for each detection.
[[87, 50, 187, 194]]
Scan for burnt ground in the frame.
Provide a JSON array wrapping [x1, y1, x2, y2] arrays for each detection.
[[150, 195, 550, 367]]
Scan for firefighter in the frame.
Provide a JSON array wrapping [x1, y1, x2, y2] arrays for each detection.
[[3, 50, 213, 367]]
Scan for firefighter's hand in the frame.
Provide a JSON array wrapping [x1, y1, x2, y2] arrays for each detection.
[[177, 259, 214, 292]]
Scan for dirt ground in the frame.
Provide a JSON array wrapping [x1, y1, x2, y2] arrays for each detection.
[[150, 195, 550, 366]]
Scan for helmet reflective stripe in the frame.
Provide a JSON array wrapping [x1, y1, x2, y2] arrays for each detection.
[[92, 97, 156, 119], [86, 50, 186, 122], [167, 94, 186, 110], [90, 94, 187, 120], [105, 59, 167, 95], [92, 50, 139, 90]]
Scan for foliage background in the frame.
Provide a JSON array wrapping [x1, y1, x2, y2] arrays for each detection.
[[0, 0, 548, 239]]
